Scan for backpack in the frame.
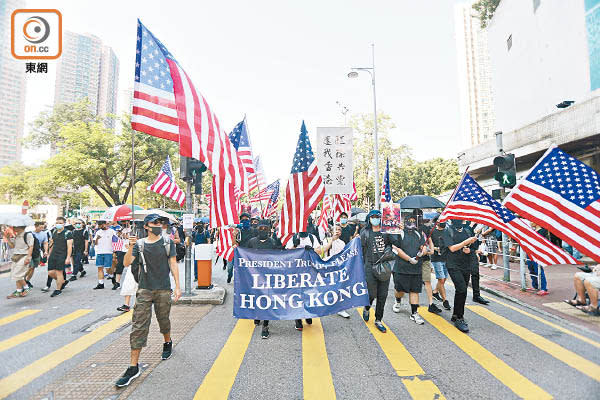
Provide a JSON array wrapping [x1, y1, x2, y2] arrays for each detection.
[[134, 237, 172, 283], [24, 231, 41, 259]]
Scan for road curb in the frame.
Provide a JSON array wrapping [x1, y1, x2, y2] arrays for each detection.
[[175, 285, 227, 305]]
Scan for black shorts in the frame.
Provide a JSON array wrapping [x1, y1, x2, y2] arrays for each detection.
[[115, 251, 126, 275], [47, 257, 66, 271], [393, 273, 422, 293]]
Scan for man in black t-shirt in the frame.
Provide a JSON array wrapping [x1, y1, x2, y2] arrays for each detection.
[[339, 212, 357, 244], [46, 217, 73, 297], [442, 219, 478, 333], [430, 219, 451, 311], [69, 219, 89, 281]]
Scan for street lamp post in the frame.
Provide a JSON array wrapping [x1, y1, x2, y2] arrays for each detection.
[[348, 43, 380, 209]]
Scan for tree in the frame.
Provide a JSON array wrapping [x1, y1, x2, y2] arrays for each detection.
[[391, 158, 461, 197], [472, 0, 501, 28]]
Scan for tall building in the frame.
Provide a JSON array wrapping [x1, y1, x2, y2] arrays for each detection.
[[0, 0, 27, 167], [454, 1, 496, 148], [122, 87, 134, 115], [54, 31, 119, 128]]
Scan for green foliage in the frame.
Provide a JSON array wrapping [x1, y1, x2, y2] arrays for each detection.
[[390, 158, 461, 198], [472, 0, 501, 28]]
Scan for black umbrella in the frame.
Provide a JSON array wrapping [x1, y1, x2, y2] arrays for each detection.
[[351, 207, 366, 216], [396, 195, 445, 209]]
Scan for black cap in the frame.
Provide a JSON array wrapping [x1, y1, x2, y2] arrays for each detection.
[[240, 212, 251, 219], [143, 213, 162, 224], [258, 219, 270, 227]]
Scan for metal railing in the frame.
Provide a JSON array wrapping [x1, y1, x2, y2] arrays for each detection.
[[0, 241, 13, 263]]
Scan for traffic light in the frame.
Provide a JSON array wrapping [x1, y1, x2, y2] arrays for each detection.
[[180, 156, 207, 181], [493, 153, 516, 188]]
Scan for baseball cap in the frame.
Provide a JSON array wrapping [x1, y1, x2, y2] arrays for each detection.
[[143, 213, 162, 224]]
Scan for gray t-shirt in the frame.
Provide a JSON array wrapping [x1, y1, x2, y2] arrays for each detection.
[[131, 237, 176, 290]]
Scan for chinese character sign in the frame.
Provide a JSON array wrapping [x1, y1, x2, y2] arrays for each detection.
[[316, 127, 353, 194]]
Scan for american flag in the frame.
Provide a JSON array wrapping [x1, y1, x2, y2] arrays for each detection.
[[216, 227, 235, 262], [249, 179, 278, 203], [248, 155, 267, 194], [229, 118, 257, 189], [278, 121, 325, 245], [381, 158, 391, 203], [504, 146, 600, 262], [132, 20, 247, 198], [317, 196, 331, 233], [348, 181, 358, 201], [112, 235, 124, 252], [209, 176, 239, 228], [331, 194, 351, 222], [440, 173, 578, 266], [262, 180, 281, 218], [147, 156, 185, 206]]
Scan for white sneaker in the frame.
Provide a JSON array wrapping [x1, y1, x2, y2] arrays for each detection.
[[410, 313, 425, 325], [392, 302, 402, 313], [491, 265, 498, 270], [337, 310, 350, 318]]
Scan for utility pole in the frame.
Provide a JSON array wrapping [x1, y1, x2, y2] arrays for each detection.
[[184, 177, 193, 296], [495, 131, 510, 282]]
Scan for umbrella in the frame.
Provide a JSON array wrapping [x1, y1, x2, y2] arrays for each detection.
[[200, 216, 209, 223], [100, 204, 144, 222], [130, 208, 177, 223], [351, 207, 366, 216], [349, 212, 368, 222], [423, 211, 440, 220], [396, 195, 445, 209], [0, 213, 35, 227]]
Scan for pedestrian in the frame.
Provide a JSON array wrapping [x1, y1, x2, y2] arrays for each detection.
[[116, 213, 181, 388], [466, 223, 490, 305], [417, 217, 443, 315], [45, 217, 73, 297], [286, 229, 322, 331], [442, 219, 478, 332], [529, 222, 549, 295], [228, 213, 254, 283], [69, 219, 89, 281], [430, 218, 451, 311], [338, 212, 358, 244], [321, 224, 351, 318], [5, 225, 34, 299], [246, 219, 281, 339], [111, 225, 127, 290], [25, 222, 48, 289], [360, 209, 393, 333], [93, 220, 116, 290]]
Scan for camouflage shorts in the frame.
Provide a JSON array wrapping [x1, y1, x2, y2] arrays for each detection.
[[130, 288, 172, 349]]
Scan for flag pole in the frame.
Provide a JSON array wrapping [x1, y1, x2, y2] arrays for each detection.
[[131, 128, 136, 234]]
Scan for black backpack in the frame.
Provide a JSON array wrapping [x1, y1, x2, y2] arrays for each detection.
[[24, 232, 41, 259]]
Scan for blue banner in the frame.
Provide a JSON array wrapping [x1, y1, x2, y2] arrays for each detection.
[[233, 238, 370, 320]]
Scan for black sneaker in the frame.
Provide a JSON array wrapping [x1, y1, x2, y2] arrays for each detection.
[[50, 289, 62, 297], [254, 320, 260, 326], [117, 304, 131, 312], [61, 280, 69, 290], [432, 292, 443, 302], [473, 296, 490, 305], [69, 276, 78, 282], [26, 280, 33, 289], [261, 326, 269, 339], [93, 283, 104, 290], [226, 276, 232, 283], [112, 283, 120, 290], [111, 276, 116, 285], [115, 364, 140, 387], [443, 300, 451, 310], [362, 308, 370, 322], [428, 303, 442, 314], [162, 341, 173, 360], [455, 318, 469, 333], [451, 314, 458, 322], [295, 319, 303, 331], [306, 318, 312, 325], [80, 270, 87, 278]]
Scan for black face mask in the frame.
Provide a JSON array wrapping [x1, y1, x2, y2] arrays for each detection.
[[438, 222, 446, 229], [149, 226, 162, 236], [299, 232, 308, 238], [258, 230, 269, 240]]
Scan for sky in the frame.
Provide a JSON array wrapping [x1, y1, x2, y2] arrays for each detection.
[[22, 0, 467, 183]]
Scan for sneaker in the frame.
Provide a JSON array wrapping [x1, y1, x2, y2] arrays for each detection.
[[261, 326, 270, 339], [112, 283, 121, 290], [161, 341, 173, 360], [80, 270, 87, 278], [451, 314, 458, 322], [491, 265, 498, 270], [50, 290, 62, 297], [374, 320, 387, 333], [22, 286, 31, 294], [410, 313, 425, 325], [254, 320, 260, 326], [306, 318, 312, 325], [432, 292, 443, 302], [117, 305, 131, 312], [93, 283, 104, 290], [455, 318, 469, 333], [115, 364, 141, 387], [69, 275, 78, 282], [337, 310, 350, 318], [536, 290, 549, 296], [6, 290, 23, 299], [41, 286, 50, 293], [392, 302, 402, 313], [443, 300, 451, 310], [61, 280, 69, 290], [26, 280, 33, 289], [473, 296, 490, 305], [428, 303, 442, 314], [362, 308, 370, 322], [295, 319, 303, 331]]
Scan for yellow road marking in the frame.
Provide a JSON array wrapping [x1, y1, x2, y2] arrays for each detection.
[[194, 319, 254, 400], [0, 310, 41, 327], [0, 312, 131, 399], [357, 308, 445, 399], [468, 305, 600, 382], [302, 318, 336, 400], [0, 309, 92, 352], [419, 307, 551, 400]]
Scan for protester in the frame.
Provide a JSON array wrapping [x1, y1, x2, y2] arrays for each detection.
[[116, 213, 181, 388], [528, 222, 549, 295], [466, 223, 490, 305], [228, 213, 254, 283], [339, 212, 357, 244], [442, 219, 478, 332], [246, 219, 281, 339], [430, 218, 451, 311], [286, 229, 322, 331], [93, 220, 116, 289], [25, 222, 48, 289], [69, 219, 89, 281], [5, 225, 34, 299], [418, 217, 443, 315], [112, 225, 127, 290], [45, 217, 73, 297], [360, 209, 392, 333], [321, 224, 351, 318]]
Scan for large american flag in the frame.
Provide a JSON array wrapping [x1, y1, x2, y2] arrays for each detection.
[[504, 146, 600, 262], [262, 180, 281, 218], [209, 176, 239, 228], [147, 156, 185, 206], [381, 158, 391, 203], [250, 180, 279, 202], [216, 227, 235, 262], [229, 118, 257, 189], [132, 20, 247, 197], [440, 173, 578, 266], [278, 122, 325, 245], [331, 194, 351, 223], [248, 155, 267, 194]]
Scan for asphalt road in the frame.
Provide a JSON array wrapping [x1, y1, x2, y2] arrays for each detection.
[[1, 258, 599, 400]]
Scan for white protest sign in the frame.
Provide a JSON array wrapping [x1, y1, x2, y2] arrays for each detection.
[[182, 213, 194, 231], [316, 127, 353, 194]]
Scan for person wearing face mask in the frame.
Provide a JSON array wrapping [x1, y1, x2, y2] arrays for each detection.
[[441, 219, 478, 333], [338, 212, 357, 244], [465, 222, 490, 305], [45, 217, 73, 297], [391, 216, 428, 325], [93, 220, 117, 290], [69, 219, 89, 281], [430, 218, 451, 311], [322, 225, 351, 318], [5, 225, 34, 299], [247, 219, 281, 339], [360, 210, 393, 333]]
